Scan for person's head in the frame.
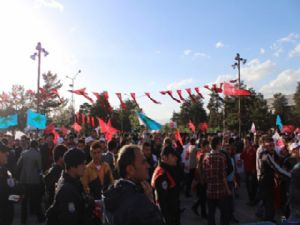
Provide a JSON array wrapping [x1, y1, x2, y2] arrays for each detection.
[[30, 140, 39, 149], [90, 141, 103, 164], [163, 137, 173, 148], [116, 144, 149, 182], [0, 141, 9, 166], [228, 137, 235, 145], [211, 136, 221, 151], [201, 139, 210, 152], [47, 133, 54, 144], [190, 138, 196, 146], [108, 140, 118, 154], [53, 144, 67, 166], [91, 130, 98, 139], [99, 139, 106, 150], [77, 139, 85, 151], [14, 139, 20, 147], [262, 135, 274, 154], [160, 146, 178, 166], [64, 149, 86, 178], [290, 143, 300, 157], [142, 142, 152, 159], [243, 136, 251, 147]]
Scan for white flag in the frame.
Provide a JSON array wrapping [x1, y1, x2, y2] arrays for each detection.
[[250, 122, 256, 134]]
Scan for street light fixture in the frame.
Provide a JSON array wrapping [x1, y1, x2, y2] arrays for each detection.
[[232, 53, 247, 138], [31, 42, 49, 113]]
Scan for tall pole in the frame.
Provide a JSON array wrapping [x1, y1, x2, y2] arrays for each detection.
[[66, 70, 81, 122], [232, 53, 246, 138], [31, 42, 49, 113]]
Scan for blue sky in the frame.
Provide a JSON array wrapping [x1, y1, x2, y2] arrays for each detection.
[[0, 0, 300, 123]]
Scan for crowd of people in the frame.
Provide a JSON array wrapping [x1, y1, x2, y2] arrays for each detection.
[[0, 129, 300, 225]]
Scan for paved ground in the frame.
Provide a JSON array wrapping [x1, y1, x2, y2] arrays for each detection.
[[12, 181, 282, 225]]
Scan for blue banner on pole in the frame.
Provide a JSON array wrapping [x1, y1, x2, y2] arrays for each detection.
[[27, 109, 47, 129]]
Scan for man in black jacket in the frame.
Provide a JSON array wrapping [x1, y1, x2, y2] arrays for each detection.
[[0, 141, 15, 225], [44, 144, 67, 208], [46, 149, 94, 225], [103, 144, 164, 225]]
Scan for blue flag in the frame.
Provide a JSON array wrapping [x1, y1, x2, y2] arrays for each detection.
[[27, 109, 47, 129], [0, 114, 18, 129], [137, 112, 162, 131], [276, 115, 283, 130]]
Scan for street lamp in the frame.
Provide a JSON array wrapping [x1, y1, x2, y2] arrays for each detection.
[[66, 70, 81, 117], [232, 53, 247, 138], [31, 42, 49, 113]]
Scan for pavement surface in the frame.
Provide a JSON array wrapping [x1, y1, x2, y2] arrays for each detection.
[[12, 181, 282, 225]]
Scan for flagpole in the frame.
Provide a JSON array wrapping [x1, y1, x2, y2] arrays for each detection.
[[232, 53, 247, 138], [31, 42, 49, 113], [66, 70, 81, 122]]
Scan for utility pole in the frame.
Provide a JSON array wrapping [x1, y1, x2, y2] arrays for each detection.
[[232, 53, 247, 138], [66, 70, 81, 121], [31, 42, 49, 113]]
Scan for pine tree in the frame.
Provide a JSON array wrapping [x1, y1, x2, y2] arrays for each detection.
[[207, 92, 223, 131]]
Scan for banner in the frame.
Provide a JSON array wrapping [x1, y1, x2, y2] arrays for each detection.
[[27, 109, 47, 129], [137, 112, 162, 131], [0, 114, 18, 129]]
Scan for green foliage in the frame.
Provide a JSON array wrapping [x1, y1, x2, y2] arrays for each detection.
[[207, 92, 223, 131], [293, 82, 300, 126], [172, 95, 207, 129]]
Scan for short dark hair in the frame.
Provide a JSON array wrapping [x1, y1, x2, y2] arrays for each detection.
[[78, 139, 85, 145], [90, 141, 101, 152], [53, 145, 67, 162], [30, 140, 39, 149], [190, 138, 196, 145], [64, 149, 86, 169], [116, 145, 139, 178], [211, 136, 220, 150], [142, 142, 151, 149], [108, 140, 117, 151], [262, 135, 273, 143], [201, 139, 209, 147]]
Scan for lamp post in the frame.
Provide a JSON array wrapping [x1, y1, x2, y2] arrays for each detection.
[[31, 42, 49, 113], [66, 70, 81, 118], [232, 53, 247, 138]]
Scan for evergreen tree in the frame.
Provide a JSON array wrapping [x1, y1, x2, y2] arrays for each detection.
[[207, 92, 223, 131], [272, 93, 288, 122], [294, 82, 300, 126]]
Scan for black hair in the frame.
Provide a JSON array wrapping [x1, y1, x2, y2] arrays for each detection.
[[201, 139, 209, 147], [53, 144, 67, 162], [30, 140, 39, 149], [64, 149, 86, 169], [142, 142, 151, 148], [116, 145, 139, 178], [108, 140, 117, 151], [190, 138, 196, 145], [211, 136, 220, 150]]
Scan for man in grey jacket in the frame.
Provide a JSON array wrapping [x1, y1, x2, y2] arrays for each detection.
[[17, 140, 45, 224]]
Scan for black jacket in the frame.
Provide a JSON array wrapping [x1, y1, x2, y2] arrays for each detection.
[[103, 179, 164, 225], [0, 166, 14, 225], [46, 172, 94, 225], [44, 164, 63, 207]]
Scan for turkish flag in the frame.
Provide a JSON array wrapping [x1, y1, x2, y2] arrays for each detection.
[[223, 83, 250, 96], [199, 122, 209, 132]]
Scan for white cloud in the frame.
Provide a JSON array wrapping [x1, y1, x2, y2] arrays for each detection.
[[155, 50, 161, 54], [193, 52, 210, 58], [278, 32, 299, 43], [289, 44, 300, 57], [260, 48, 265, 54], [35, 0, 64, 12], [167, 78, 193, 90], [215, 74, 236, 83], [183, 49, 192, 56], [215, 41, 224, 49], [241, 59, 275, 82], [260, 68, 300, 97], [273, 48, 283, 57]]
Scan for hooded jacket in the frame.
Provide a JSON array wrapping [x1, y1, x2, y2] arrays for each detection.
[[103, 179, 164, 225]]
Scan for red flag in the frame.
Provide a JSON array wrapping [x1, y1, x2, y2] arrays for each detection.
[[91, 117, 95, 127], [295, 128, 300, 134], [87, 116, 91, 125], [194, 87, 204, 98], [93, 92, 101, 101], [69, 88, 94, 104], [116, 93, 126, 110], [26, 89, 35, 96], [44, 123, 59, 144], [185, 88, 197, 103], [223, 83, 250, 96], [39, 87, 51, 99], [130, 93, 140, 108], [199, 122, 209, 132], [60, 126, 69, 136], [51, 89, 63, 103], [176, 90, 185, 101], [230, 79, 238, 83], [212, 83, 223, 93], [167, 90, 181, 103], [282, 125, 295, 133], [75, 112, 80, 123], [204, 85, 211, 91], [145, 93, 161, 104], [97, 118, 118, 141], [175, 129, 183, 146], [188, 120, 196, 133], [72, 122, 82, 133], [103, 92, 113, 112]]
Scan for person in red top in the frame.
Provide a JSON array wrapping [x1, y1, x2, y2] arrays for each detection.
[[240, 136, 257, 204]]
